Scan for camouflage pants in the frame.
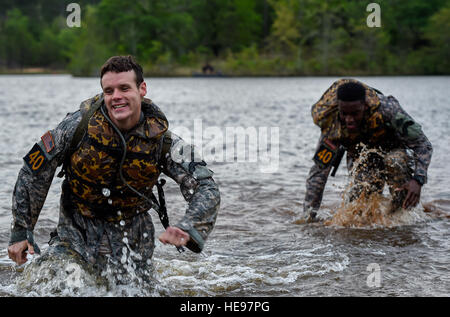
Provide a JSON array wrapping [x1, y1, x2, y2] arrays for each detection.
[[347, 148, 413, 211]]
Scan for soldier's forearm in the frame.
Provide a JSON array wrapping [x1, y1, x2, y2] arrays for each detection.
[[175, 177, 220, 252], [304, 164, 331, 212], [410, 136, 433, 183], [384, 96, 433, 183], [11, 164, 56, 233]]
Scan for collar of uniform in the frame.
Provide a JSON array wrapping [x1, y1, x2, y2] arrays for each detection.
[[127, 99, 168, 140]]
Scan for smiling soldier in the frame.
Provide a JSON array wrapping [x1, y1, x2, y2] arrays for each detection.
[[303, 79, 432, 221], [8, 56, 220, 276]]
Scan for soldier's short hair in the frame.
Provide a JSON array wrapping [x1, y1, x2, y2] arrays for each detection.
[[337, 82, 366, 102], [100, 55, 144, 88]]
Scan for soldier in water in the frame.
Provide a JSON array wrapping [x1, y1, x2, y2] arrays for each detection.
[[304, 79, 432, 221], [8, 56, 220, 276]]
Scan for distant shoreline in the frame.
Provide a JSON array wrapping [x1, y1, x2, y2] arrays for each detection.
[[0, 68, 68, 75], [0, 67, 448, 77]]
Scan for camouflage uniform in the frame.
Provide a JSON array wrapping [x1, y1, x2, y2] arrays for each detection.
[[304, 79, 433, 214], [9, 95, 220, 268]]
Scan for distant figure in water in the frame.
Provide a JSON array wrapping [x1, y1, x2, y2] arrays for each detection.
[[202, 63, 215, 74], [303, 79, 433, 222]]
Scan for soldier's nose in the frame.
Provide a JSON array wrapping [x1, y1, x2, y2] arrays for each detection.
[[112, 89, 122, 100]]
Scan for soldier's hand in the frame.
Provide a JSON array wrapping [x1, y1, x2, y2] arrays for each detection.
[[307, 211, 319, 223], [7, 240, 34, 265], [396, 179, 422, 209], [158, 226, 190, 247]]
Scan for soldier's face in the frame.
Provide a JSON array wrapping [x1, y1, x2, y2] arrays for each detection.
[[338, 100, 366, 133], [101, 70, 147, 131]]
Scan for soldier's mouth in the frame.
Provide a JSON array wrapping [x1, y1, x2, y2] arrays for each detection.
[[345, 121, 357, 128], [112, 103, 128, 110]]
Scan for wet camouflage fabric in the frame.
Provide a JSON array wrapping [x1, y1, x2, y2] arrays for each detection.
[[10, 95, 220, 267], [304, 80, 433, 213], [346, 148, 413, 212], [68, 101, 167, 221]]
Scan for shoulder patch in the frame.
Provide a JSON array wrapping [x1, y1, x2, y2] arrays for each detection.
[[313, 139, 338, 168], [23, 143, 49, 174], [41, 131, 55, 153]]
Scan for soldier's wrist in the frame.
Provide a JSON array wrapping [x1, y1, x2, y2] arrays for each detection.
[[174, 225, 205, 253], [9, 225, 28, 245], [412, 175, 425, 186]]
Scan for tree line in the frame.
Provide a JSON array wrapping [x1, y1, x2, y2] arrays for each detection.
[[0, 0, 449, 76]]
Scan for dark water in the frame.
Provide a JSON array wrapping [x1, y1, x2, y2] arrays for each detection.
[[0, 75, 448, 296]]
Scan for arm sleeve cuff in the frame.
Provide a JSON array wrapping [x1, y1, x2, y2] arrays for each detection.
[[175, 225, 205, 253], [9, 227, 41, 254], [9, 227, 27, 245]]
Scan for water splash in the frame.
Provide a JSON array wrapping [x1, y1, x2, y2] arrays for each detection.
[[11, 238, 158, 297], [324, 145, 429, 228], [151, 244, 350, 297], [14, 253, 107, 296], [324, 192, 428, 228]]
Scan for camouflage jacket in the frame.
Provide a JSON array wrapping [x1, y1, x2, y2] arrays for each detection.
[[10, 96, 220, 263], [304, 92, 433, 212]]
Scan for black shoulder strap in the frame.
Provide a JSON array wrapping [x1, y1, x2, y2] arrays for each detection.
[[158, 130, 172, 170], [57, 98, 103, 178], [370, 86, 384, 95]]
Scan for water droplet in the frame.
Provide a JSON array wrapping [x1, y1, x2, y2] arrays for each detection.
[[143, 233, 148, 238], [108, 199, 113, 205], [119, 220, 125, 226], [117, 210, 122, 216], [102, 188, 111, 197]]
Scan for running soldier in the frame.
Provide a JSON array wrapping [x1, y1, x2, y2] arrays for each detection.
[[8, 56, 220, 272]]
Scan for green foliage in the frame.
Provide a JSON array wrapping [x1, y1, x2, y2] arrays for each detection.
[[65, 5, 115, 76], [267, 0, 301, 56], [422, 4, 450, 73], [0, 0, 448, 75], [2, 9, 37, 68]]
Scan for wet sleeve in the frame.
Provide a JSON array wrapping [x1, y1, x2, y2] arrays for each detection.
[[304, 134, 332, 213], [382, 96, 433, 184], [161, 132, 220, 253], [10, 111, 82, 245]]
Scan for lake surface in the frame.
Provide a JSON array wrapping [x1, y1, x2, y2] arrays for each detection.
[[0, 75, 448, 297]]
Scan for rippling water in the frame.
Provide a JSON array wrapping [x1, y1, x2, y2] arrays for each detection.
[[0, 75, 448, 297]]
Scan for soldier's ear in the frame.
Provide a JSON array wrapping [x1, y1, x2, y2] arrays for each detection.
[[139, 81, 147, 98]]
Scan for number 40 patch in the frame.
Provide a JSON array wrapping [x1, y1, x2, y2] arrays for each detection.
[[313, 139, 337, 168], [23, 143, 48, 174]]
